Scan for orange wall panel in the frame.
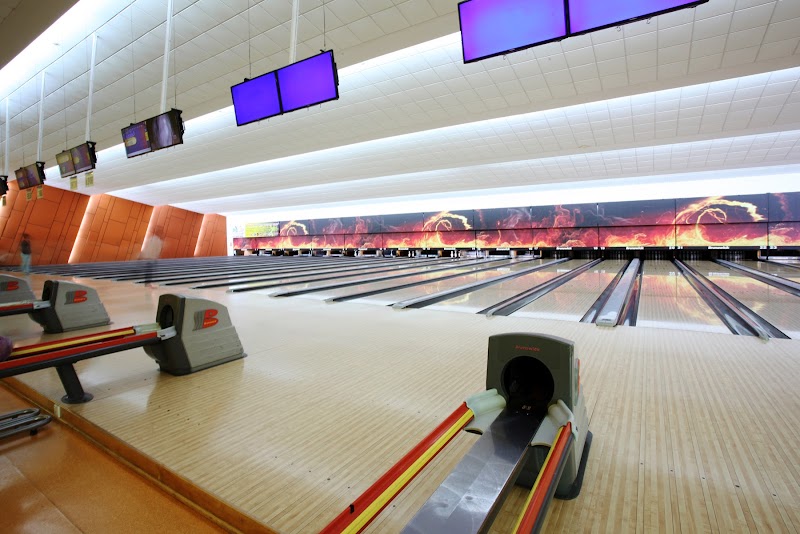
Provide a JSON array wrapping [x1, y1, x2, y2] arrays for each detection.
[[142, 205, 204, 259], [0, 181, 89, 267], [70, 194, 153, 263], [195, 214, 227, 257]]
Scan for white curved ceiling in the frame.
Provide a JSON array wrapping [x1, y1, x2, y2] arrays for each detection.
[[1, 0, 800, 219]]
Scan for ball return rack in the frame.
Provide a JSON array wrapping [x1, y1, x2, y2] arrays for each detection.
[[0, 293, 245, 404], [0, 274, 110, 333], [321, 333, 592, 534]]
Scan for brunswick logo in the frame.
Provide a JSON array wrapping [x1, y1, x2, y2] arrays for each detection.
[[1, 281, 19, 291], [66, 290, 88, 304], [194, 309, 219, 330]]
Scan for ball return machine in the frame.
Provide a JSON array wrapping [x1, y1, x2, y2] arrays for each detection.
[[0, 293, 245, 404], [322, 333, 592, 534], [0, 274, 110, 333]]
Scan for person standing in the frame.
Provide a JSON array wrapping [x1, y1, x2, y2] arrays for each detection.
[[139, 234, 163, 288], [20, 233, 32, 274]]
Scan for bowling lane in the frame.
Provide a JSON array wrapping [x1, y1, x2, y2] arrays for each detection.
[[225, 257, 467, 292], [741, 260, 800, 283], [636, 260, 729, 334], [176, 256, 448, 287], [286, 258, 539, 302], [404, 259, 590, 313], [512, 260, 628, 321], [692, 260, 800, 338]]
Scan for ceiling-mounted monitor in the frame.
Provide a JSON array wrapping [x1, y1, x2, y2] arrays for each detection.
[[458, 0, 568, 63], [57, 150, 76, 178], [568, 0, 708, 35], [14, 168, 29, 189], [231, 71, 282, 126], [14, 162, 45, 190], [277, 50, 339, 113], [147, 109, 184, 151], [71, 141, 97, 173], [122, 121, 151, 158]]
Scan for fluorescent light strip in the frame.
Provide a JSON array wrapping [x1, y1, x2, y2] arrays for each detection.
[[0, 1, 134, 102], [220, 166, 800, 226]]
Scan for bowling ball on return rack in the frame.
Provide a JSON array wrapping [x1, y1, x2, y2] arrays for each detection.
[[0, 335, 13, 362]]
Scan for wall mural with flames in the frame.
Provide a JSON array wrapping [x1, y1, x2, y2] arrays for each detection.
[[232, 192, 800, 250]]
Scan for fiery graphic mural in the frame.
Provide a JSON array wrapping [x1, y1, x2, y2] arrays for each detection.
[[475, 229, 535, 248], [422, 211, 474, 232], [768, 192, 800, 222], [675, 195, 768, 225], [344, 234, 384, 249], [232, 192, 800, 250], [600, 226, 675, 247], [383, 232, 425, 249], [598, 199, 675, 226], [676, 223, 768, 247], [424, 231, 476, 249], [310, 218, 352, 235], [473, 207, 533, 230], [768, 222, 800, 247], [381, 213, 424, 233], [312, 235, 345, 249], [279, 220, 312, 236], [533, 228, 599, 248], [530, 204, 599, 228]]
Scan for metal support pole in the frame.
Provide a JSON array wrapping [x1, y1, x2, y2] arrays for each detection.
[[160, 0, 174, 113], [3, 99, 8, 176], [289, 0, 300, 63], [37, 71, 46, 162], [85, 33, 98, 141]]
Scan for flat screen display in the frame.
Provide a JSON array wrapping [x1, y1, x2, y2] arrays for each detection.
[[57, 150, 76, 178], [70, 142, 96, 173], [231, 71, 282, 126], [147, 109, 184, 151], [122, 121, 151, 158], [277, 50, 339, 113], [568, 0, 708, 35], [26, 163, 45, 187], [458, 0, 568, 63], [15, 168, 29, 189]]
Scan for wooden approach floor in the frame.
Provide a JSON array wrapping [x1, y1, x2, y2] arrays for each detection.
[[2, 270, 799, 533]]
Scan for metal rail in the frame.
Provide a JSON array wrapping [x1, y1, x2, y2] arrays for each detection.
[[715, 259, 800, 298], [674, 260, 788, 340], [480, 259, 604, 317], [388, 258, 567, 309]]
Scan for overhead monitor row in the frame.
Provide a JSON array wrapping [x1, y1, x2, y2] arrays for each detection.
[[14, 162, 46, 190], [56, 142, 97, 179], [122, 108, 185, 159], [459, 0, 708, 63], [231, 50, 339, 127]]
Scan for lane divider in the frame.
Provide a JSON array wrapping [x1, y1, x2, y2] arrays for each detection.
[[321, 403, 474, 534], [513, 422, 574, 534]]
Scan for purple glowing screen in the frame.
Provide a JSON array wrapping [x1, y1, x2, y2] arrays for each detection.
[[569, 0, 707, 34], [57, 150, 75, 178], [71, 143, 95, 173], [231, 71, 282, 126], [121, 122, 151, 158], [277, 50, 339, 113], [458, 0, 567, 63]]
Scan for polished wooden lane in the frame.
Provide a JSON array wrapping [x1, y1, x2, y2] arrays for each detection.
[[2, 268, 799, 533], [636, 260, 729, 334], [692, 260, 800, 339], [513, 259, 626, 321]]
